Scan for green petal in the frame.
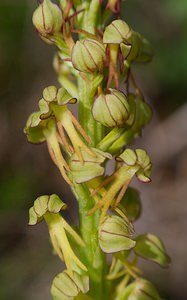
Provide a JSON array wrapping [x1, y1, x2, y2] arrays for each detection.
[[57, 87, 77, 105], [24, 112, 46, 143], [117, 149, 137, 166], [28, 194, 67, 225]]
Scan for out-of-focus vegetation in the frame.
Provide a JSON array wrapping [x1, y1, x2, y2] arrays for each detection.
[[0, 0, 186, 299]]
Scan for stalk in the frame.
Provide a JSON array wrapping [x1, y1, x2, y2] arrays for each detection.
[[72, 183, 108, 299], [78, 75, 104, 146], [72, 3, 108, 297]]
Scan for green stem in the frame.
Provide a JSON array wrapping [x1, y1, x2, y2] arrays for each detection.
[[78, 74, 104, 146], [72, 183, 109, 300], [82, 0, 100, 34], [72, 3, 109, 299]]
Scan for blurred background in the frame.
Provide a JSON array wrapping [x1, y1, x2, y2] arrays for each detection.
[[0, 0, 187, 299]]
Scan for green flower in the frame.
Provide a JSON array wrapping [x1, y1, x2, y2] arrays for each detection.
[[24, 85, 97, 182], [88, 149, 151, 222], [24, 109, 71, 185], [29, 195, 87, 277]]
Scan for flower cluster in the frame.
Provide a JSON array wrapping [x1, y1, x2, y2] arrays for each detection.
[[25, 1, 170, 299]]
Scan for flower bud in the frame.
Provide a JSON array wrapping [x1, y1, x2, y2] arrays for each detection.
[[92, 89, 129, 127], [51, 270, 89, 300], [135, 234, 171, 267], [99, 216, 136, 253], [120, 279, 161, 300], [32, 0, 63, 35], [103, 20, 131, 44], [71, 39, 106, 73]]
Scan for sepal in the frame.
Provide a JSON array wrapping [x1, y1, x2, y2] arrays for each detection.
[[99, 215, 136, 253], [29, 194, 67, 225], [70, 148, 112, 183], [135, 234, 171, 267], [51, 270, 89, 300]]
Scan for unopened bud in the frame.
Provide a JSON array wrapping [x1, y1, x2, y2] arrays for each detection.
[[99, 215, 136, 253], [92, 89, 129, 127], [72, 39, 106, 73], [32, 0, 63, 35]]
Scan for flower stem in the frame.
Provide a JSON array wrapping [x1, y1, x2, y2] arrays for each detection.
[[78, 74, 104, 146], [72, 183, 109, 299]]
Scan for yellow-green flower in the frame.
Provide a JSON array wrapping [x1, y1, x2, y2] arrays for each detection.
[[29, 195, 87, 277], [88, 149, 151, 222]]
